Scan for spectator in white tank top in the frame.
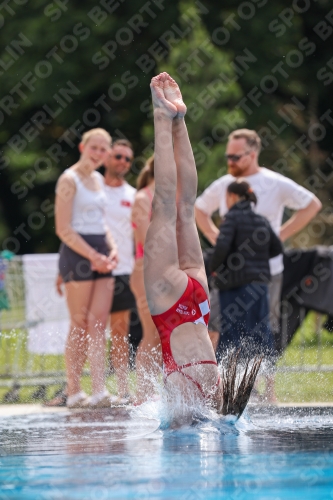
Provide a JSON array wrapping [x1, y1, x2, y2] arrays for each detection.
[[55, 128, 118, 409], [49, 139, 136, 408]]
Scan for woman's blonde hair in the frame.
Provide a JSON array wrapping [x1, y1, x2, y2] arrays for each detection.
[[136, 155, 154, 190], [81, 128, 112, 145]]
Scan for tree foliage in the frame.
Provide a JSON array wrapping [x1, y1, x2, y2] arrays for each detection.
[[145, 0, 244, 192], [200, 1, 333, 207], [0, 0, 332, 252], [0, 0, 180, 252]]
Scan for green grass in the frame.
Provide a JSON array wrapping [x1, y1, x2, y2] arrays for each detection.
[[0, 329, 65, 376], [275, 371, 333, 403], [1, 311, 333, 404], [0, 373, 138, 404], [273, 311, 333, 402]]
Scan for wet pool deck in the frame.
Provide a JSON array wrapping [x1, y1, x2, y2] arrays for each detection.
[[0, 404, 68, 416], [0, 402, 333, 417]]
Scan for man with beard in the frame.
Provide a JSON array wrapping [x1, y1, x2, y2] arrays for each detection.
[[195, 129, 322, 399]]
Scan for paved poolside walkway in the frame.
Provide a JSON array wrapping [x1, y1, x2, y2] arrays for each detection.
[[0, 402, 332, 417], [0, 404, 68, 416]]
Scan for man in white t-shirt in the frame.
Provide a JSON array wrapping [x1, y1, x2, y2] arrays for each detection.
[[104, 139, 136, 402], [195, 128, 322, 357]]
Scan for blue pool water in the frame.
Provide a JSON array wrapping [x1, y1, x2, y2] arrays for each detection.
[[1, 405, 333, 499]]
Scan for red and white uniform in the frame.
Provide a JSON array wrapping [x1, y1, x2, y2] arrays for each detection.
[[151, 276, 219, 398]]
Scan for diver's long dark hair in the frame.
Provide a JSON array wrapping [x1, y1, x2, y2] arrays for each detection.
[[219, 350, 262, 418]]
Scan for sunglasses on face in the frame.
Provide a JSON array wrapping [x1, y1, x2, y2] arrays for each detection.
[[113, 154, 132, 163], [224, 151, 251, 162]]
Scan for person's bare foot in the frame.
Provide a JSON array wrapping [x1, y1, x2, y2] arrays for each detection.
[[150, 74, 177, 119], [162, 72, 187, 118]]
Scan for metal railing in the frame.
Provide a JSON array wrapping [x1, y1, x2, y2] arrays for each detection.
[[0, 256, 68, 391], [277, 307, 333, 373]]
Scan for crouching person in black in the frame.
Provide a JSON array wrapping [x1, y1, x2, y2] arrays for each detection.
[[211, 179, 282, 403]]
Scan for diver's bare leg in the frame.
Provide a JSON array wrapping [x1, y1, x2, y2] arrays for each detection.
[[144, 75, 188, 316], [163, 73, 208, 293]]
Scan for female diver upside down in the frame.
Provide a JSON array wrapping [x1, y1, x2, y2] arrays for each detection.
[[144, 72, 261, 422]]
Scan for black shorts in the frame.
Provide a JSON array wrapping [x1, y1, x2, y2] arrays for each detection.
[[111, 275, 136, 313], [59, 234, 112, 283]]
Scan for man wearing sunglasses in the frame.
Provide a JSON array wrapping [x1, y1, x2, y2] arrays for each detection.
[[195, 128, 322, 376], [104, 139, 137, 403]]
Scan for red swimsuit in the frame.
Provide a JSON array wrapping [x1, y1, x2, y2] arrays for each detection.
[[151, 276, 220, 398]]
